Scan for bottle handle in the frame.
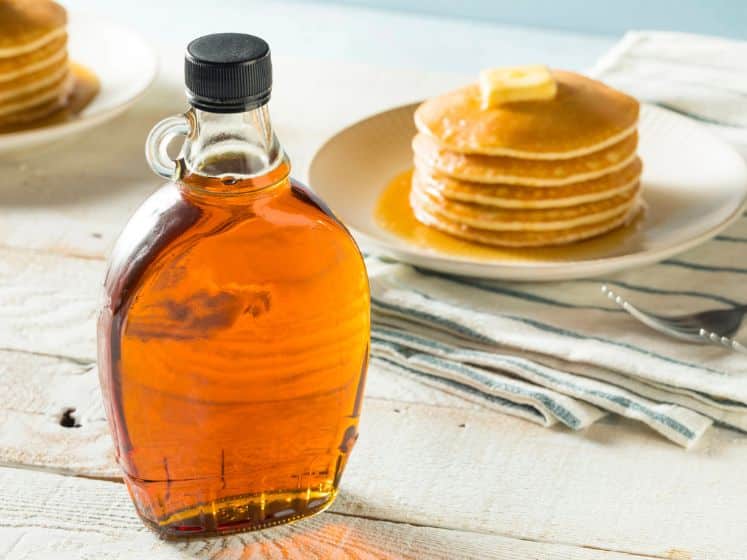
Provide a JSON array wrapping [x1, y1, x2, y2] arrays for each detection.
[[145, 113, 191, 180]]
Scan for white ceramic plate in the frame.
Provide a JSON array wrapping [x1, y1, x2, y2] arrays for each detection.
[[0, 12, 157, 152], [309, 103, 747, 280]]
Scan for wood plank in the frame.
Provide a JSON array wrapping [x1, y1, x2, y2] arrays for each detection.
[[0, 350, 114, 477], [0, 248, 101, 362], [0, 247, 744, 557], [338, 402, 747, 560], [0, 344, 744, 559], [0, 467, 651, 560]]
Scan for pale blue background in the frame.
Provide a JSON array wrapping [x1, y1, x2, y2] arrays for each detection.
[[63, 0, 742, 75], [65, 0, 615, 72], [319, 0, 745, 39]]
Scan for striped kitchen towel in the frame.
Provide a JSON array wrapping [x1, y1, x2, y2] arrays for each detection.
[[592, 31, 747, 155], [367, 214, 747, 448]]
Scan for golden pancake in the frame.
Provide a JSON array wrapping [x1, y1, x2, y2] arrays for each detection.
[[0, 70, 71, 118], [0, 60, 68, 101], [0, 0, 67, 57], [0, 34, 66, 82], [0, 2, 97, 132], [416, 157, 643, 209], [0, 63, 97, 129], [412, 197, 641, 247], [415, 70, 639, 159], [411, 178, 640, 231], [0, 95, 63, 124], [413, 131, 638, 186]]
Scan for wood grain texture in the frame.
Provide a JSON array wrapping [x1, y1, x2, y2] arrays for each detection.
[[0, 248, 101, 362], [339, 402, 747, 560], [0, 350, 114, 476], [0, 467, 657, 560], [1, 342, 745, 559]]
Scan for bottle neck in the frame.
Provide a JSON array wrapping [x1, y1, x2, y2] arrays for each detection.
[[179, 104, 288, 194]]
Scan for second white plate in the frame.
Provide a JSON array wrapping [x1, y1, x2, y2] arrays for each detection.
[[309, 103, 747, 281]]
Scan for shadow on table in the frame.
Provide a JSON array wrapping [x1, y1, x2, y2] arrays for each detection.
[[160, 511, 436, 559]]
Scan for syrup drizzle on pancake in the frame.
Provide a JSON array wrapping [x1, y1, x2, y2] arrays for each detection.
[[385, 69, 645, 248], [411, 180, 641, 231]]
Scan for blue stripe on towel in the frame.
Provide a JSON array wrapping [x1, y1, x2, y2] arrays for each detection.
[[714, 421, 747, 436], [502, 313, 727, 376], [415, 269, 621, 313], [372, 355, 547, 421], [692, 392, 747, 408], [371, 296, 727, 377], [715, 235, 747, 243], [372, 330, 696, 440], [413, 352, 583, 429], [372, 296, 495, 344], [582, 279, 741, 307], [367, 257, 745, 308], [663, 259, 747, 275]]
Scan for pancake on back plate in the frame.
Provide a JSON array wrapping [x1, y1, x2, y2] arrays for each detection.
[[404, 65, 643, 248], [0, 0, 66, 56], [0, 0, 71, 126], [412, 131, 638, 186], [411, 176, 640, 232], [412, 194, 642, 247], [0, 35, 66, 82], [414, 157, 642, 209]]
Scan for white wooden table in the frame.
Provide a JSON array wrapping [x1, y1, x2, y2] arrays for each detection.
[[2, 3, 746, 558]]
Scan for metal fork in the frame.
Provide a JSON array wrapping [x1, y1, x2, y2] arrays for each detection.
[[601, 285, 747, 354]]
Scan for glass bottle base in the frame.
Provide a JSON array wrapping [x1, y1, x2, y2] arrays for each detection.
[[127, 478, 338, 539]]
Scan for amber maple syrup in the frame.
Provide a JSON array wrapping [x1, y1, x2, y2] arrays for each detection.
[[97, 34, 370, 539]]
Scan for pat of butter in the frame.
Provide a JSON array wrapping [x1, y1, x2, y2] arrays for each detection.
[[479, 65, 557, 109]]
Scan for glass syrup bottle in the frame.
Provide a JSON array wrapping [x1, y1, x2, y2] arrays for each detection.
[[97, 33, 370, 538]]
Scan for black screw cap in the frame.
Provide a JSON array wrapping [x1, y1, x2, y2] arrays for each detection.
[[185, 33, 272, 112]]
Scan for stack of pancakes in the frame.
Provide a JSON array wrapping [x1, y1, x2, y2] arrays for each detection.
[[0, 0, 71, 127], [411, 70, 642, 247]]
